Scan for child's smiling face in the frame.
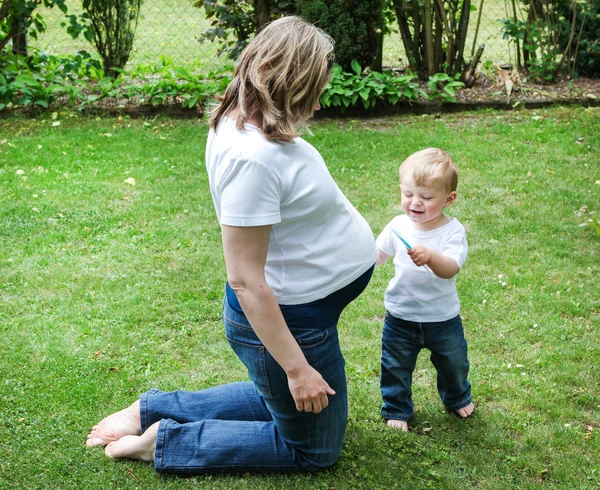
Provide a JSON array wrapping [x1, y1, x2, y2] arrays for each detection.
[[400, 173, 456, 231]]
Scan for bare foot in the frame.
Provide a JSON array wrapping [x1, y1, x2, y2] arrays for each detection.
[[105, 421, 159, 461], [456, 402, 475, 418], [386, 419, 409, 432], [86, 400, 141, 447]]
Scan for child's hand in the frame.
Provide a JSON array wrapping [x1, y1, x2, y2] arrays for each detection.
[[407, 245, 432, 267]]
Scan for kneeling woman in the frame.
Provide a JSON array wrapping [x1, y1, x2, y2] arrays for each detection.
[[86, 16, 377, 474]]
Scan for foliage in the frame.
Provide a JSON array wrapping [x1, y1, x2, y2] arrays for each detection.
[[297, 0, 384, 72], [320, 62, 423, 111], [0, 50, 232, 112], [390, 0, 474, 81], [82, 0, 142, 78], [500, 0, 581, 83], [426, 72, 465, 103], [192, 0, 294, 60], [576, 205, 600, 237], [556, 0, 600, 78], [0, 0, 85, 54], [319, 61, 465, 112]]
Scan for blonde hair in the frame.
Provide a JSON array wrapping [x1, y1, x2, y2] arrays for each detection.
[[399, 148, 458, 193], [210, 16, 335, 141]]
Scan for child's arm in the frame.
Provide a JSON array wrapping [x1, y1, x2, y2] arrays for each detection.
[[376, 248, 393, 266], [407, 245, 459, 279]]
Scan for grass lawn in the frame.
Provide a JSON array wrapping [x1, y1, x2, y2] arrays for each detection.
[[0, 106, 599, 489]]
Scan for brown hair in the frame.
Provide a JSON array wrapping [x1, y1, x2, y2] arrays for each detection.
[[399, 148, 459, 192], [210, 16, 334, 141]]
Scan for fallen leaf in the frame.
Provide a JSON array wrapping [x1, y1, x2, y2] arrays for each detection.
[[124, 177, 136, 186]]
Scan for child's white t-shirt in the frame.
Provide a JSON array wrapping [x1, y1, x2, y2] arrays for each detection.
[[376, 214, 468, 322], [206, 118, 378, 305]]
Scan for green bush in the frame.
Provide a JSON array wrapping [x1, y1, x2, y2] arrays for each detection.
[[557, 0, 600, 78], [297, 0, 384, 72], [82, 0, 142, 77]]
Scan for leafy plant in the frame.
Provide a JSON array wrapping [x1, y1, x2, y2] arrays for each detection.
[[0, 0, 90, 57], [426, 72, 465, 103], [297, 0, 385, 72], [500, 0, 579, 83], [390, 0, 475, 81], [576, 205, 600, 237], [320, 61, 423, 111], [0, 50, 233, 112], [82, 0, 142, 77], [192, 0, 295, 60]]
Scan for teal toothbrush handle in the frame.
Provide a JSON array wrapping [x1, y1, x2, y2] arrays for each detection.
[[391, 228, 436, 279]]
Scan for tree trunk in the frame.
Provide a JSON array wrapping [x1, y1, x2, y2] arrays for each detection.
[[424, 0, 435, 76], [12, 19, 27, 56], [254, 0, 270, 28], [453, 0, 470, 74], [372, 29, 383, 71], [392, 0, 420, 74]]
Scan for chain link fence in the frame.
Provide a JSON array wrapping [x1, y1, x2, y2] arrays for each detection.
[[31, 0, 518, 72]]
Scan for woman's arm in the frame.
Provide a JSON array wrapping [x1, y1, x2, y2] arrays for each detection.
[[222, 224, 335, 414]]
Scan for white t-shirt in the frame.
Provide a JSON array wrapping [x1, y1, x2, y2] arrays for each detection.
[[376, 214, 468, 322], [206, 118, 377, 305]]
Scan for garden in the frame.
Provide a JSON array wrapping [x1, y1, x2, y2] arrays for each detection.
[[1, 1, 599, 489]]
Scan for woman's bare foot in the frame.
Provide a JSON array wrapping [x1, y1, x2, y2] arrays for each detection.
[[105, 421, 159, 461], [456, 402, 475, 418], [86, 400, 141, 447], [386, 419, 409, 432]]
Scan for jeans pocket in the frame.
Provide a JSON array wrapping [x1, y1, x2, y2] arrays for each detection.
[[225, 320, 273, 399], [292, 328, 329, 349]]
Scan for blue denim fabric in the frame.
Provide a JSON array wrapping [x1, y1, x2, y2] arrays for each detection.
[[141, 266, 373, 474], [380, 312, 471, 421]]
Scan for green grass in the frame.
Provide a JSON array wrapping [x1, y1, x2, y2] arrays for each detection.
[[1, 106, 599, 489], [31, 0, 516, 69]]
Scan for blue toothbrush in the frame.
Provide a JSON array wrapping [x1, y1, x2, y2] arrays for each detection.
[[391, 228, 436, 278]]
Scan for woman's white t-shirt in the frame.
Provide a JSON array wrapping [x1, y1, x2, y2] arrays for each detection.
[[376, 214, 468, 322], [206, 118, 377, 305]]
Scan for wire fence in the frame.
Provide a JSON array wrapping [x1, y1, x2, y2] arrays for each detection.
[[31, 0, 519, 72]]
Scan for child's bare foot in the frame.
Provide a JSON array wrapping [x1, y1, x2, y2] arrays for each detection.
[[456, 402, 475, 418], [105, 422, 159, 461], [86, 400, 141, 447], [386, 419, 409, 432]]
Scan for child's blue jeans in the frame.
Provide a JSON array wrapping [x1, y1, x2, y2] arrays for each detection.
[[380, 312, 472, 422], [139, 266, 373, 474]]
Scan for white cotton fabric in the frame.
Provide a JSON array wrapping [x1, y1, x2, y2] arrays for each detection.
[[206, 118, 377, 305], [376, 214, 468, 322]]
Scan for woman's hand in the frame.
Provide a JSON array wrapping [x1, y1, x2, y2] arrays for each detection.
[[287, 365, 336, 414]]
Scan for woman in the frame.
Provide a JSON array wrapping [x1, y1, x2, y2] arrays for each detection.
[[86, 16, 377, 474]]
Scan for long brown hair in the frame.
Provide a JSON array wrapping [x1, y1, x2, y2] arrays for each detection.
[[210, 16, 334, 141]]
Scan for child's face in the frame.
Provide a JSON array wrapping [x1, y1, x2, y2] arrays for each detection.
[[400, 173, 456, 230]]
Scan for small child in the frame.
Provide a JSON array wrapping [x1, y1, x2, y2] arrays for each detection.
[[375, 148, 474, 432]]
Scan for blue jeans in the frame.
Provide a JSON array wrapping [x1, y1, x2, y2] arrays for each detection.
[[380, 312, 472, 422], [140, 266, 373, 474]]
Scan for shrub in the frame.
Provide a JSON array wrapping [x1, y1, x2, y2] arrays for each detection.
[[82, 0, 142, 77], [296, 0, 384, 72], [556, 0, 600, 78]]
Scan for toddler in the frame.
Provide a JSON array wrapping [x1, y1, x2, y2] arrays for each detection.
[[376, 148, 474, 432]]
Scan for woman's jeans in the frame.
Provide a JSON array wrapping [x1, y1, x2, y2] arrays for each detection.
[[140, 266, 373, 474], [380, 312, 472, 422]]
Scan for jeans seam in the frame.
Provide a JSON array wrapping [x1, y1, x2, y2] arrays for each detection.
[[154, 419, 166, 470]]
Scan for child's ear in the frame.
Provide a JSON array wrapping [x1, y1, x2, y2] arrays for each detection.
[[444, 191, 457, 207]]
